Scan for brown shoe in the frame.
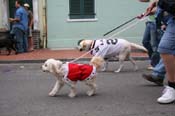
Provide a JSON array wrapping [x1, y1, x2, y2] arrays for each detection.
[[142, 74, 163, 86]]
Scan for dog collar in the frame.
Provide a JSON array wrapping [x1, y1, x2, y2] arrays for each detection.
[[90, 40, 96, 54], [90, 40, 96, 50]]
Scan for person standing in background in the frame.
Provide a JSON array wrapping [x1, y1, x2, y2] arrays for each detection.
[[9, 0, 28, 53], [24, 3, 34, 52]]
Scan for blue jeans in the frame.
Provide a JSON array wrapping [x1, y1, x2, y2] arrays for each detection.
[[142, 21, 160, 66], [11, 27, 28, 53], [152, 59, 166, 79]]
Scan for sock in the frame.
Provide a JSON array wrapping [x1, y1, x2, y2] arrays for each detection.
[[168, 81, 175, 89]]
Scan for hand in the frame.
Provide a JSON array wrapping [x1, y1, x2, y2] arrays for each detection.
[[9, 18, 14, 22], [161, 25, 166, 31], [137, 13, 144, 19]]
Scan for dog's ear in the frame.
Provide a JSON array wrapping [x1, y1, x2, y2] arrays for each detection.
[[51, 60, 63, 75], [77, 39, 84, 45], [77, 39, 85, 51]]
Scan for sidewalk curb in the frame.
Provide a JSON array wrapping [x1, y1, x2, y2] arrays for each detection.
[[0, 56, 149, 64]]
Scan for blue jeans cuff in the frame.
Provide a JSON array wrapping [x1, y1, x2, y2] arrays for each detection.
[[152, 72, 165, 79]]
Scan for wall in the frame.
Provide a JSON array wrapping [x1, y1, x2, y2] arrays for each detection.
[[0, 0, 149, 49], [46, 0, 149, 49], [0, 0, 9, 30]]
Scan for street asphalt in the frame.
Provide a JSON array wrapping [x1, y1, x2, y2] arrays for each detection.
[[0, 60, 174, 116]]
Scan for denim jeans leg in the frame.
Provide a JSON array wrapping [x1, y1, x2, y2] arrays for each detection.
[[152, 58, 166, 79], [23, 31, 28, 52], [142, 22, 153, 59], [150, 23, 161, 66], [14, 28, 24, 53], [150, 23, 158, 52]]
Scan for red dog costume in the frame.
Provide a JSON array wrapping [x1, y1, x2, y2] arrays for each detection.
[[63, 63, 96, 82]]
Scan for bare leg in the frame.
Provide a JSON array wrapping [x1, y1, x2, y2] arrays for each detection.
[[28, 37, 34, 51], [161, 54, 175, 82]]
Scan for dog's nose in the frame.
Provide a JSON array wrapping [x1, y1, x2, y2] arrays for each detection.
[[79, 48, 83, 51]]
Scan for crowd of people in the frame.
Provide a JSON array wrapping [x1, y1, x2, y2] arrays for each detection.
[[138, 0, 175, 104], [9, 0, 34, 54]]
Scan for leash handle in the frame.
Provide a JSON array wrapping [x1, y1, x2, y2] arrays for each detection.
[[103, 17, 137, 36]]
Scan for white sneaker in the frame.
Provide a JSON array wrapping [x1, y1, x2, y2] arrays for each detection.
[[157, 86, 175, 104]]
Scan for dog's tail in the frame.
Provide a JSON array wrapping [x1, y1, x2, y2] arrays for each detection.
[[90, 56, 104, 69], [130, 43, 148, 52]]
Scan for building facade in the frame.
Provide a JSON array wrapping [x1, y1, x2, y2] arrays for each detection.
[[0, 0, 148, 49]]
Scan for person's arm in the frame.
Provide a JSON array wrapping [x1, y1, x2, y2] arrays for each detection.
[[9, 10, 21, 22], [137, 0, 158, 19], [144, 0, 157, 16], [9, 18, 20, 22], [29, 11, 34, 28]]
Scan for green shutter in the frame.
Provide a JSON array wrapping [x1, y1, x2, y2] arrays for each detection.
[[84, 0, 95, 15], [69, 0, 95, 19], [69, 0, 81, 15]]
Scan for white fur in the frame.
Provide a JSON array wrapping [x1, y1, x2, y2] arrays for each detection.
[[42, 57, 104, 98], [78, 38, 147, 72]]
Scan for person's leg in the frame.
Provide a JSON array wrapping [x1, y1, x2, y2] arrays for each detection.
[[152, 58, 166, 79], [142, 22, 153, 59], [14, 28, 24, 53], [161, 54, 175, 82], [23, 31, 28, 52], [28, 28, 34, 51], [157, 54, 175, 104], [150, 23, 160, 66], [157, 21, 175, 104], [142, 58, 165, 86], [28, 37, 34, 51]]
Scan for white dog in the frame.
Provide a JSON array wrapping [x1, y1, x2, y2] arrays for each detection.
[[77, 38, 147, 72], [42, 56, 104, 98]]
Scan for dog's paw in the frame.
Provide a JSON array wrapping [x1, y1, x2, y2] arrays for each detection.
[[49, 92, 57, 97], [101, 67, 106, 72], [114, 70, 120, 73], [87, 90, 95, 96], [68, 93, 76, 98], [134, 66, 138, 71]]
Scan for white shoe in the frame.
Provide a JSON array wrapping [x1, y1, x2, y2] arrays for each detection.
[[157, 86, 175, 104]]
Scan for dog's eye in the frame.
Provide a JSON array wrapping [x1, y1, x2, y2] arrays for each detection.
[[44, 64, 47, 67]]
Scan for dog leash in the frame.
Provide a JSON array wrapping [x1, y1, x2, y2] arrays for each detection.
[[107, 17, 147, 39], [103, 17, 137, 36], [69, 17, 147, 63], [69, 50, 93, 63]]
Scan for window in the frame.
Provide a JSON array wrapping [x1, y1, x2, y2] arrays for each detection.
[[69, 0, 95, 19]]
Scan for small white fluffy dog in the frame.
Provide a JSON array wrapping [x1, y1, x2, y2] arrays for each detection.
[[77, 38, 147, 72], [42, 56, 104, 98]]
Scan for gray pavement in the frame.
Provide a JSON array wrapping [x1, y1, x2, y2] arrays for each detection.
[[0, 61, 174, 116]]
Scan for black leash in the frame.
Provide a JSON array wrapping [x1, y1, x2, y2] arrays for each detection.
[[103, 17, 137, 36]]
